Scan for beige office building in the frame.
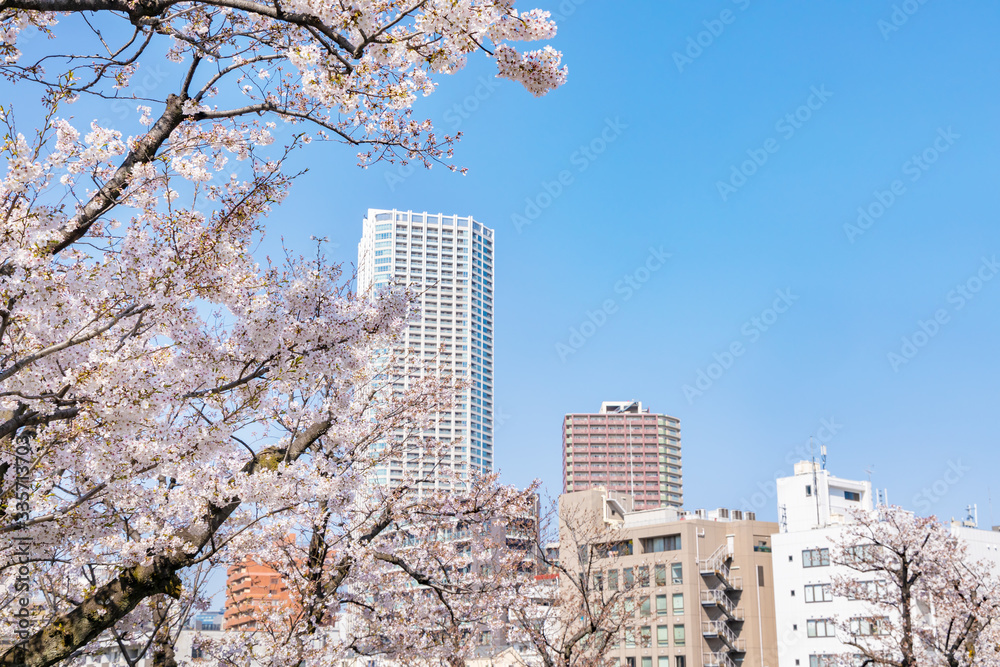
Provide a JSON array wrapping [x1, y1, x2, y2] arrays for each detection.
[[560, 488, 780, 667]]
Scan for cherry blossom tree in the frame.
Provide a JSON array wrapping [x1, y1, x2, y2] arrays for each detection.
[[505, 497, 639, 667], [0, 1, 566, 665], [830, 505, 1000, 667]]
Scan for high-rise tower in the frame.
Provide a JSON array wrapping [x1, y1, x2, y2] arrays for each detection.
[[357, 209, 495, 489], [562, 401, 682, 509]]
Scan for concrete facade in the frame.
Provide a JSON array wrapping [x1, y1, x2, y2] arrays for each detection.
[[357, 209, 495, 489], [771, 461, 1000, 667], [560, 488, 779, 667], [563, 402, 682, 510]]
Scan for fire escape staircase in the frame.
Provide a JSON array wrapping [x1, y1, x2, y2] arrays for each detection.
[[699, 543, 746, 656], [700, 588, 744, 622], [698, 544, 742, 591], [702, 652, 739, 667]]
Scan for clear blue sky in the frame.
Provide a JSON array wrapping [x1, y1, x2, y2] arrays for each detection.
[[24, 2, 1000, 527], [272, 2, 1000, 525]]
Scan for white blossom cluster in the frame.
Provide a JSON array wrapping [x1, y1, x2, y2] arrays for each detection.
[[0, 0, 565, 663]]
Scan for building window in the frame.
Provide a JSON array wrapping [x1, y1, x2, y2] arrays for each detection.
[[608, 569, 618, 591], [805, 485, 812, 496], [671, 563, 683, 584], [672, 593, 684, 615], [675, 656, 686, 667], [640, 597, 651, 617], [625, 628, 636, 648], [626, 658, 636, 667], [657, 625, 669, 647], [673, 624, 685, 646], [809, 656, 836, 667], [850, 617, 890, 636], [848, 579, 888, 600], [641, 658, 652, 667], [805, 584, 833, 603], [639, 566, 650, 587], [594, 573, 603, 591], [656, 594, 668, 615], [845, 491, 861, 501], [595, 540, 633, 558], [806, 619, 835, 638], [802, 548, 830, 568], [640, 626, 652, 648], [843, 544, 877, 565], [642, 535, 681, 553], [658, 657, 670, 667], [624, 568, 634, 587], [655, 563, 667, 586]]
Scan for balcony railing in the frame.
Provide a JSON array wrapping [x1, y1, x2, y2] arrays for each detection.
[[703, 651, 738, 667], [699, 544, 742, 591], [700, 588, 744, 621], [702, 621, 744, 652]]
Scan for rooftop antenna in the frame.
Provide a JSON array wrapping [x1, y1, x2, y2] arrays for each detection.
[[810, 437, 821, 527], [779, 504, 788, 533], [966, 504, 978, 528], [821, 444, 827, 470], [617, 401, 639, 500]]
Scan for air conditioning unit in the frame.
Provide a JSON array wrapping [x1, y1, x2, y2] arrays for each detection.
[[732, 510, 744, 520], [717, 508, 730, 519], [694, 509, 706, 519], [746, 511, 756, 521]]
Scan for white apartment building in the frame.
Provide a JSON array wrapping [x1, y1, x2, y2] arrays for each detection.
[[771, 462, 1000, 667], [770, 462, 873, 667], [357, 209, 495, 489]]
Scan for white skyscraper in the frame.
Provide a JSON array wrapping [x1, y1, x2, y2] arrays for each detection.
[[357, 208, 495, 489]]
